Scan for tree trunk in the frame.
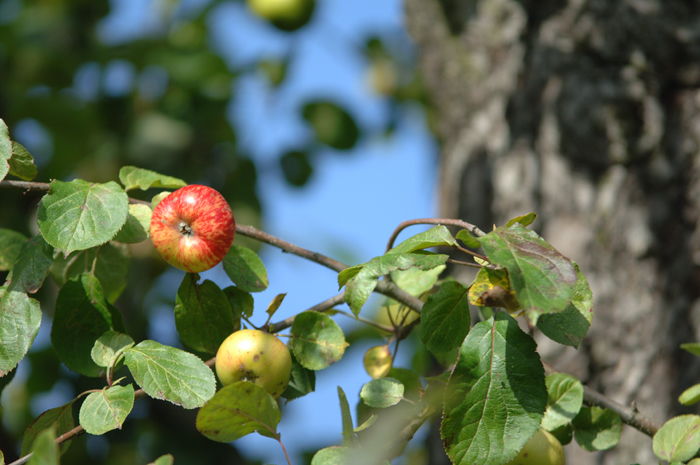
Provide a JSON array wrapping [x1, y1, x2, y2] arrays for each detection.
[[405, 0, 700, 463]]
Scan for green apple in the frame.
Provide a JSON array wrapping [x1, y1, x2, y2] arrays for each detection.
[[506, 428, 566, 465], [215, 329, 292, 398], [363, 345, 392, 379], [247, 0, 315, 32]]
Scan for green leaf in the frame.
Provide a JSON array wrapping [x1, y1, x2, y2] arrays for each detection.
[[537, 263, 593, 348], [389, 264, 445, 299], [0, 287, 42, 376], [456, 230, 481, 249], [91, 331, 134, 368], [505, 212, 537, 228], [118, 166, 187, 192], [542, 373, 584, 431], [21, 401, 75, 456], [572, 407, 622, 451], [0, 119, 10, 182], [27, 426, 58, 465], [49, 242, 130, 303], [344, 252, 448, 316], [266, 293, 286, 318], [679, 384, 700, 406], [223, 285, 254, 319], [479, 224, 578, 323], [291, 312, 348, 370], [281, 349, 315, 401], [124, 339, 215, 409], [337, 264, 364, 289], [195, 381, 280, 442], [222, 245, 269, 293], [174, 275, 237, 355], [441, 312, 547, 465], [151, 191, 171, 210], [51, 274, 124, 377], [420, 281, 471, 353], [338, 386, 358, 447], [5, 235, 53, 293], [148, 454, 174, 465], [79, 384, 134, 435], [0, 228, 28, 271], [389, 225, 457, 254], [354, 414, 377, 433], [37, 179, 129, 256], [653, 415, 700, 463], [310, 446, 353, 465], [112, 204, 152, 243], [681, 343, 700, 357], [467, 267, 521, 311], [9, 142, 38, 181], [360, 378, 404, 408]]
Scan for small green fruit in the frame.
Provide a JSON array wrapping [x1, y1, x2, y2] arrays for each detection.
[[247, 0, 315, 32], [505, 428, 566, 465], [215, 329, 292, 398], [363, 345, 392, 379]]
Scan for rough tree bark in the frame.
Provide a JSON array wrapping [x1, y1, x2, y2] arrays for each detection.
[[405, 0, 700, 463]]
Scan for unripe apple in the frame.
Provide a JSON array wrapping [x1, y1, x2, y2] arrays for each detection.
[[215, 329, 292, 398], [505, 428, 566, 465], [363, 345, 392, 379], [149, 185, 235, 273], [247, 0, 315, 32]]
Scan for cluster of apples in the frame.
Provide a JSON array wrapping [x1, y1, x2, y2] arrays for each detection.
[[150, 185, 291, 398]]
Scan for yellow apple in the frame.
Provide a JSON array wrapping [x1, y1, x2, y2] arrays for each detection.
[[505, 428, 566, 465], [247, 0, 315, 32], [215, 329, 292, 398]]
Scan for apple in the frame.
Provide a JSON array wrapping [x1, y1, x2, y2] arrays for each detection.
[[215, 329, 292, 398], [247, 0, 315, 32], [505, 428, 566, 465], [150, 184, 235, 273], [363, 345, 392, 379]]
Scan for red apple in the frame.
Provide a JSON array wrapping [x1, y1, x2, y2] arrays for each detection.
[[150, 185, 235, 273]]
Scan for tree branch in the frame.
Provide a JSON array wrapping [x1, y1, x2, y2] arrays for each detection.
[[385, 218, 486, 253]]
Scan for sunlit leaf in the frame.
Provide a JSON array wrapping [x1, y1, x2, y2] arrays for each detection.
[[455, 230, 481, 249], [0, 119, 10, 182], [91, 331, 134, 368], [0, 287, 42, 376], [118, 166, 186, 192], [79, 384, 134, 435], [505, 212, 537, 228], [652, 415, 700, 463], [679, 384, 700, 406], [27, 426, 58, 465], [467, 267, 521, 312], [338, 386, 358, 447], [389, 225, 457, 254], [124, 340, 215, 409], [37, 179, 129, 256]]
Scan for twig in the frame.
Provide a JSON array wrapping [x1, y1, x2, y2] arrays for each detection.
[[542, 361, 660, 437], [385, 218, 486, 253], [0, 179, 153, 206]]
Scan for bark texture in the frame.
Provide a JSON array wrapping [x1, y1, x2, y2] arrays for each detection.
[[405, 0, 700, 463]]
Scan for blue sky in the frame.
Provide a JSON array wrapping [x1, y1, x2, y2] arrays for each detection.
[[4, 0, 440, 463]]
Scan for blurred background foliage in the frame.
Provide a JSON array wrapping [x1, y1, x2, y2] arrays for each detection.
[[0, 0, 436, 463]]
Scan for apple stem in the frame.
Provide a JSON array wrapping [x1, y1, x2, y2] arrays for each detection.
[[179, 222, 194, 237]]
